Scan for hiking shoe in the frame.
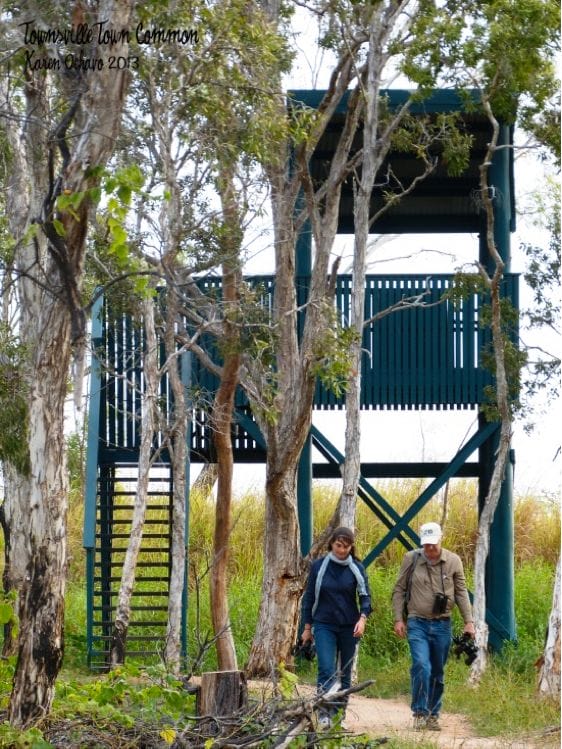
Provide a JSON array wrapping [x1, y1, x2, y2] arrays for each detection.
[[317, 713, 331, 730], [413, 714, 427, 730], [426, 715, 441, 731]]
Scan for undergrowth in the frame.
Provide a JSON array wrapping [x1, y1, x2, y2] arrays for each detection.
[[0, 481, 559, 747]]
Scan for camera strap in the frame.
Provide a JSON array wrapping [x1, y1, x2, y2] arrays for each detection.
[[425, 558, 446, 595]]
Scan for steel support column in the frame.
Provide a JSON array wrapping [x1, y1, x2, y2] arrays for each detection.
[[477, 122, 517, 648]]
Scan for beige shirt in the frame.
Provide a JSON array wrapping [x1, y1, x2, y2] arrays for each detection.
[[391, 548, 473, 623]]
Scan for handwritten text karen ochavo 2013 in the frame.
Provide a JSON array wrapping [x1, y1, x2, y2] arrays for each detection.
[[20, 19, 199, 73]]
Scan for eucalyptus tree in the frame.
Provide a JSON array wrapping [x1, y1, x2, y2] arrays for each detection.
[[95, 0, 292, 672], [240, 0, 478, 674], [419, 0, 560, 678], [332, 5, 473, 531], [109, 291, 160, 668], [0, 0, 135, 726]]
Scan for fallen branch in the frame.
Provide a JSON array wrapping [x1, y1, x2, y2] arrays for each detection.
[[173, 678, 375, 747]]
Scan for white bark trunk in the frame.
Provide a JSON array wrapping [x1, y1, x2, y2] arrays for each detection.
[[148, 82, 190, 674], [538, 556, 561, 697], [1, 1, 134, 725], [8, 314, 70, 726], [470, 97, 512, 684], [339, 13, 381, 528], [164, 301, 189, 674], [336, 1, 413, 529], [110, 296, 159, 667]]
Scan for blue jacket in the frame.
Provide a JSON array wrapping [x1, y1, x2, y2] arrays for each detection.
[[302, 556, 372, 627]]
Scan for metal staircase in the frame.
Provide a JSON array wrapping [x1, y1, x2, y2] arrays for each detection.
[[87, 464, 179, 669]]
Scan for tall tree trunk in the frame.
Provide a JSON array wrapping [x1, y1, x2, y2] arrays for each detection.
[[470, 98, 513, 683], [110, 296, 159, 667], [538, 556, 561, 697], [245, 462, 303, 675], [338, 13, 381, 529], [245, 67, 361, 672], [333, 0, 412, 530], [147, 74, 192, 674], [164, 294, 189, 674], [209, 347, 240, 671], [1, 1, 133, 724], [209, 167, 243, 671], [8, 316, 70, 726]]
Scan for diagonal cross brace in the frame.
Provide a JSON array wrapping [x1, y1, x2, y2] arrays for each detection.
[[311, 426, 418, 549], [234, 413, 416, 549], [234, 411, 509, 640], [362, 421, 499, 567]]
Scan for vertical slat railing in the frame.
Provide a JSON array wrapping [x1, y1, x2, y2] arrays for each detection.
[[97, 274, 518, 453]]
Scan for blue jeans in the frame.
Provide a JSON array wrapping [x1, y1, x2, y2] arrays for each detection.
[[407, 617, 452, 717], [314, 622, 358, 713]]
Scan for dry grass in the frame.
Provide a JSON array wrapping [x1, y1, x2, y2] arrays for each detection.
[[57, 476, 560, 590], [181, 479, 560, 576]]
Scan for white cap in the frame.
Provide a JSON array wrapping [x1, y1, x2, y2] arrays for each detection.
[[420, 522, 443, 545]]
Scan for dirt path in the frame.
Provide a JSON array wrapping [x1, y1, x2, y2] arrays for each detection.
[[343, 691, 552, 748], [207, 679, 558, 748], [273, 681, 557, 749]]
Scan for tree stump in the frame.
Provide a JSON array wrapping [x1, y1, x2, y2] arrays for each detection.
[[198, 670, 248, 717]]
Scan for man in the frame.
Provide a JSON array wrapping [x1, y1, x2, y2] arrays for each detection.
[[391, 521, 475, 731]]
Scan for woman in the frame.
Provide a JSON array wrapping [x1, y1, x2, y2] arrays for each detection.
[[301, 526, 372, 727]]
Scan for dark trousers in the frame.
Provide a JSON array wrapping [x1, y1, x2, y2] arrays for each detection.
[[314, 622, 357, 714]]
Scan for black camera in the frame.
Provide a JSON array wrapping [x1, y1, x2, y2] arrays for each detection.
[[452, 633, 478, 666], [292, 637, 316, 661], [432, 592, 449, 616]]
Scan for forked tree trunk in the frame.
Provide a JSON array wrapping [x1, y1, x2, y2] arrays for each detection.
[[538, 556, 561, 697], [110, 297, 159, 667]]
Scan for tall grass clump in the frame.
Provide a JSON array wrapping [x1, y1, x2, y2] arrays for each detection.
[[514, 493, 560, 565], [188, 486, 265, 580], [313, 478, 480, 567]]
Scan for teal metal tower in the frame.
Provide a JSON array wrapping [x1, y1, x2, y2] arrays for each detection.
[[84, 90, 518, 666]]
